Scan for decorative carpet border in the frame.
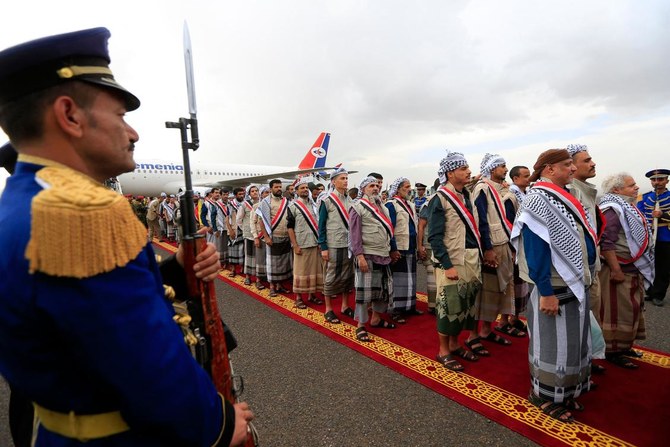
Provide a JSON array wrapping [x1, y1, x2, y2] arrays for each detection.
[[153, 241, 660, 446]]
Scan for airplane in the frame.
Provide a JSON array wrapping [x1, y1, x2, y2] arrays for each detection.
[[116, 132, 335, 197]]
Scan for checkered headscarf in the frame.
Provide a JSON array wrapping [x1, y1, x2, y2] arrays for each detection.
[[358, 176, 378, 198], [438, 150, 468, 184], [480, 153, 505, 178], [389, 177, 409, 197], [567, 144, 588, 158]]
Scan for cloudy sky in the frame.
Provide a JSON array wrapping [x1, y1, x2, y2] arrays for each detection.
[[1, 0, 669, 193]]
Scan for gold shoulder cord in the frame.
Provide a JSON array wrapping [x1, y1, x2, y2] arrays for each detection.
[[25, 165, 147, 278]]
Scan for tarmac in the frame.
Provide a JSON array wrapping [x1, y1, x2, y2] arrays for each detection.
[[1, 259, 668, 446]]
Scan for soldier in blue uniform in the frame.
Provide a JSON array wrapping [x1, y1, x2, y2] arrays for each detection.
[[637, 168, 670, 306], [413, 182, 428, 209], [0, 28, 253, 446]]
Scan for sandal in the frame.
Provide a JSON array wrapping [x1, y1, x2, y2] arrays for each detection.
[[308, 296, 324, 305], [391, 313, 407, 324], [483, 332, 512, 345], [623, 348, 643, 358], [512, 318, 528, 332], [370, 319, 396, 329], [528, 393, 574, 423], [356, 327, 371, 342], [495, 323, 526, 338], [606, 354, 639, 369], [295, 299, 307, 309], [324, 310, 341, 324], [269, 290, 278, 298], [465, 337, 490, 357], [255, 282, 266, 290], [435, 353, 464, 372], [564, 398, 584, 412], [228, 271, 236, 277], [450, 347, 478, 362], [341, 307, 355, 318], [276, 286, 291, 294], [243, 278, 251, 286]]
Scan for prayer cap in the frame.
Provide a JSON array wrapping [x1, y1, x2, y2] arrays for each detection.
[[645, 169, 670, 179], [529, 149, 571, 182], [160, 192, 167, 197], [0, 27, 139, 110], [480, 153, 506, 178]]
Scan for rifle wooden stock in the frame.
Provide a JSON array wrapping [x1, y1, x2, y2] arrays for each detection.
[[181, 233, 233, 401]]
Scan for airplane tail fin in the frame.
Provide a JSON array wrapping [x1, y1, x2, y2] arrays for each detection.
[[298, 132, 330, 170]]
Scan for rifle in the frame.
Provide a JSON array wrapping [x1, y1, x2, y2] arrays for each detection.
[[166, 22, 258, 446]]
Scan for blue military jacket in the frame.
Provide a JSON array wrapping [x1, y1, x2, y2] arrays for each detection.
[[0, 159, 231, 446], [637, 189, 670, 243]]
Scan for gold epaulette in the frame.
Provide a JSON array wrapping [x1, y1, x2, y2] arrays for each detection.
[[25, 165, 147, 278]]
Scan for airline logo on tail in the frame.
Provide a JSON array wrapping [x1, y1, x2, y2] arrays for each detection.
[[298, 132, 330, 170]]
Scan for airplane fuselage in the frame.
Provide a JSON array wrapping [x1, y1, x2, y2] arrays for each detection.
[[118, 160, 300, 197]]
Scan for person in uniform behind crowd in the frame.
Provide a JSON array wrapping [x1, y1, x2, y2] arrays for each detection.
[[413, 182, 428, 209], [599, 173, 654, 368], [427, 152, 483, 372], [0, 27, 252, 446], [287, 178, 324, 308], [349, 177, 401, 342], [637, 168, 670, 306], [257, 179, 293, 296], [511, 148, 596, 423]]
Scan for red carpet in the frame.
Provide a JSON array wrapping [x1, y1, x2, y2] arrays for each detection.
[[155, 241, 668, 447]]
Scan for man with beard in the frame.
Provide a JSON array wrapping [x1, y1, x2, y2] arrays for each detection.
[[472, 154, 519, 348], [599, 173, 654, 369], [417, 178, 441, 315], [502, 166, 532, 334], [236, 185, 260, 286], [288, 178, 324, 308], [349, 177, 401, 342], [227, 187, 246, 277], [638, 168, 670, 306], [428, 152, 483, 372], [212, 188, 231, 269], [511, 149, 596, 423], [257, 179, 293, 296], [251, 186, 271, 290], [318, 167, 355, 323], [386, 177, 421, 322]]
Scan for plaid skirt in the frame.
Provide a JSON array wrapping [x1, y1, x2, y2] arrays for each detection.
[[323, 247, 354, 296], [528, 287, 592, 403], [244, 238, 256, 275], [293, 246, 324, 294], [255, 240, 267, 281], [354, 256, 393, 305], [390, 252, 417, 311], [266, 236, 292, 282], [228, 236, 244, 265]]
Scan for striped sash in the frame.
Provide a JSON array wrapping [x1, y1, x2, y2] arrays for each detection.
[[294, 199, 319, 238], [533, 182, 597, 246], [359, 198, 394, 238], [271, 197, 289, 231], [437, 186, 483, 257], [328, 192, 349, 229], [480, 179, 513, 238]]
